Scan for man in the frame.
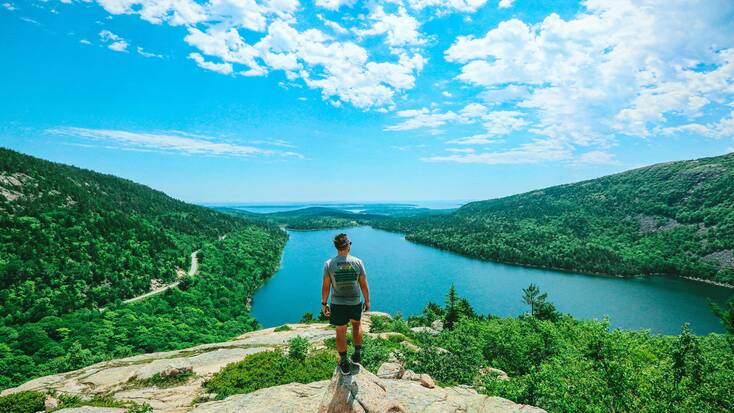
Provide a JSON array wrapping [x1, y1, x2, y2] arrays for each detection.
[[322, 233, 371, 375]]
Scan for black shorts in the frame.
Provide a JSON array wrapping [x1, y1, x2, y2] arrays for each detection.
[[329, 302, 363, 326]]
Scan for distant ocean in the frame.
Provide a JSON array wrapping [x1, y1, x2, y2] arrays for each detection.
[[204, 200, 470, 214]]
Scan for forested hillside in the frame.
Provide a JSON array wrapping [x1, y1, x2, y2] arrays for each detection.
[[372, 153, 734, 284], [0, 148, 288, 389], [0, 148, 251, 324]]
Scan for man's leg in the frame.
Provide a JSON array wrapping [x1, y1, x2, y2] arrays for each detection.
[[335, 325, 348, 353], [335, 325, 350, 374], [351, 319, 362, 364]]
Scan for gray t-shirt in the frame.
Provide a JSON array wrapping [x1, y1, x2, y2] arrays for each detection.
[[324, 255, 366, 305]]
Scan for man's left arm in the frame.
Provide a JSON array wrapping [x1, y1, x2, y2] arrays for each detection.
[[358, 262, 370, 312]]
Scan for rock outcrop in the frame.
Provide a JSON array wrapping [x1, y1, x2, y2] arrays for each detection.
[[2, 313, 545, 413]]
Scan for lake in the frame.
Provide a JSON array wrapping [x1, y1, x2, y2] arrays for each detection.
[[250, 226, 732, 334]]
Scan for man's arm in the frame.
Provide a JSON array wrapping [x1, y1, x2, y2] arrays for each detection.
[[321, 265, 331, 316], [359, 271, 370, 312]]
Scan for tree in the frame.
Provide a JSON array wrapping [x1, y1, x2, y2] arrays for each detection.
[[522, 284, 547, 317], [444, 284, 459, 330], [300, 312, 314, 323], [522, 284, 559, 321]]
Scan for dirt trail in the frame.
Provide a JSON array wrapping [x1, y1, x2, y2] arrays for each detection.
[[121, 249, 199, 305]]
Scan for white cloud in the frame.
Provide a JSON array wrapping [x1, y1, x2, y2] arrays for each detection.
[[2, 2, 15, 11], [90, 1, 427, 111], [438, 0, 734, 164], [442, 91, 452, 97], [498, 0, 513, 9], [575, 150, 618, 165], [407, 0, 488, 13], [660, 110, 734, 139], [355, 5, 425, 47], [386, 108, 459, 131], [137, 46, 163, 58], [446, 133, 503, 145], [184, 27, 263, 73], [314, 0, 355, 11], [95, 0, 206, 25], [423, 138, 572, 164], [388, 104, 527, 135], [317, 14, 348, 34], [108, 40, 129, 52], [48, 127, 302, 158], [188, 52, 233, 75], [99, 30, 128, 52], [249, 21, 426, 109], [80, 39, 92, 45]]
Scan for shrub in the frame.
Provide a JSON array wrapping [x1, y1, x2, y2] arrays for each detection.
[[288, 336, 311, 361], [274, 325, 292, 332], [205, 350, 334, 398], [0, 391, 45, 413], [368, 316, 391, 333], [360, 336, 402, 372]]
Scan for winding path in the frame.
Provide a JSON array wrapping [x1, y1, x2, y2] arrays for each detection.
[[122, 249, 200, 305]]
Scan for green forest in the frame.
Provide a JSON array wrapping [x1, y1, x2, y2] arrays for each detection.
[[0, 149, 287, 389], [370, 287, 734, 413], [371, 153, 734, 284]]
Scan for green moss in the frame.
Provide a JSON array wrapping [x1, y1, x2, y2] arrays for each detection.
[[274, 325, 292, 332]]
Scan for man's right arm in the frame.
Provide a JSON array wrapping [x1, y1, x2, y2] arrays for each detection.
[[321, 263, 331, 316]]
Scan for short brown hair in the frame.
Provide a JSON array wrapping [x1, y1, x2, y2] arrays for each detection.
[[333, 233, 350, 250]]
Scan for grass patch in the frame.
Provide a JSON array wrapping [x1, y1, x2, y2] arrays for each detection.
[[274, 325, 292, 332], [126, 370, 195, 389], [0, 391, 45, 413], [53, 394, 129, 410], [204, 349, 334, 398]]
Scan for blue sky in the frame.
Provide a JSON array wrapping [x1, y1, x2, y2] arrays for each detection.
[[1, 0, 733, 203]]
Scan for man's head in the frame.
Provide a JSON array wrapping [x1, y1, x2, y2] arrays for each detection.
[[333, 233, 351, 253]]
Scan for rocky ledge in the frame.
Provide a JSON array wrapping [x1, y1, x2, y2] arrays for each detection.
[[2, 313, 544, 413]]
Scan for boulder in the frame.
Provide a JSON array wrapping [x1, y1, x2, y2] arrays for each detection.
[[52, 408, 126, 413], [401, 369, 420, 381], [431, 320, 444, 332], [44, 394, 60, 411], [410, 326, 439, 335], [318, 368, 406, 413], [377, 362, 404, 379], [364, 311, 393, 319], [135, 358, 193, 381], [419, 374, 436, 389], [480, 367, 510, 382]]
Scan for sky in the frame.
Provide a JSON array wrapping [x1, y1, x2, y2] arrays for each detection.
[[1, 0, 733, 204]]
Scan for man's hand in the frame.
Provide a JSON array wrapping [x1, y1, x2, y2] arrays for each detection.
[[322, 304, 330, 317], [363, 301, 370, 312]]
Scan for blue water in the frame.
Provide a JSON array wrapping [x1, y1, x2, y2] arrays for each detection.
[[250, 227, 732, 334]]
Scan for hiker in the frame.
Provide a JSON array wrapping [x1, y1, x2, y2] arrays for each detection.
[[321, 233, 371, 375]]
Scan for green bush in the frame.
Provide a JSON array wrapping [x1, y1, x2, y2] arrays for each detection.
[[359, 336, 402, 372], [205, 350, 334, 398], [288, 336, 311, 362], [274, 325, 292, 332], [0, 391, 45, 413], [368, 316, 391, 333]]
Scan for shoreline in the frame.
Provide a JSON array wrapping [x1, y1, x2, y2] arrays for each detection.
[[682, 276, 734, 289]]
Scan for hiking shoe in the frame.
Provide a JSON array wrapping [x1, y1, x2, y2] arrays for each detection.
[[339, 359, 351, 375], [351, 352, 361, 365]]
